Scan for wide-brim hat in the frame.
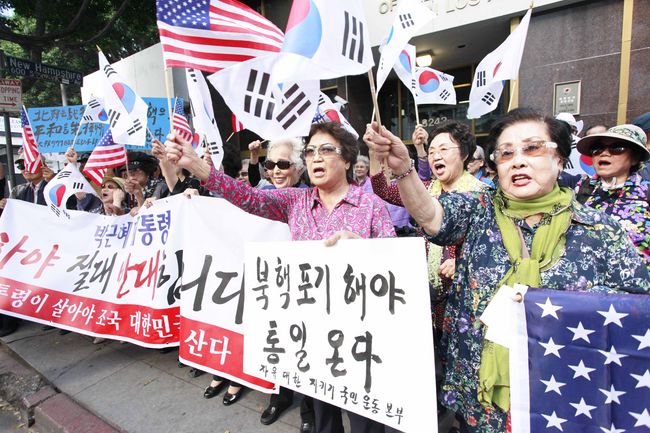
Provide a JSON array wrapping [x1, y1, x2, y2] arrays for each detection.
[[102, 176, 125, 192], [576, 124, 649, 161]]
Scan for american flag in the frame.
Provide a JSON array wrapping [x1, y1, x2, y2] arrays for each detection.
[[511, 288, 650, 433], [172, 98, 193, 142], [20, 107, 43, 173], [231, 112, 244, 133], [156, 0, 284, 73], [83, 130, 127, 186]]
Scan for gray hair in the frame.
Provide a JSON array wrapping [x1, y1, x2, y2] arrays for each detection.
[[267, 137, 304, 172], [356, 155, 370, 167], [473, 146, 486, 161]]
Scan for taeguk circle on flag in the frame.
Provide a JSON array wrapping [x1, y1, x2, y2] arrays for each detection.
[[49, 184, 67, 207], [399, 50, 412, 73], [418, 70, 440, 93], [281, 0, 322, 58], [112, 83, 137, 113]]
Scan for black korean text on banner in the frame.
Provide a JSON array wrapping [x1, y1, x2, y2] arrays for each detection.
[[243, 238, 437, 431]]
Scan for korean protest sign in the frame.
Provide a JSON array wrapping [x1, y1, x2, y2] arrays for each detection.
[[174, 196, 291, 392], [26, 97, 173, 153], [0, 195, 290, 399], [242, 238, 437, 431]]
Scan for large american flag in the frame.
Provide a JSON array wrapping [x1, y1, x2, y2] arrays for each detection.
[[83, 129, 127, 186], [511, 288, 650, 433], [20, 107, 43, 173], [172, 98, 193, 142], [156, 0, 284, 73]]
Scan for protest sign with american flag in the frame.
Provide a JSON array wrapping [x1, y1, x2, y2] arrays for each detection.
[[510, 288, 650, 433], [156, 0, 284, 73], [20, 107, 43, 173], [83, 130, 127, 186]]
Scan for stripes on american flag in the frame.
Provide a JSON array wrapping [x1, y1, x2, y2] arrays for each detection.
[[156, 0, 284, 73], [83, 130, 127, 186], [172, 98, 194, 142], [231, 112, 244, 133], [20, 107, 43, 174]]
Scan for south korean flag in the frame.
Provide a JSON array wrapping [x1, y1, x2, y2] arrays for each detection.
[[208, 54, 319, 139], [80, 97, 109, 125]]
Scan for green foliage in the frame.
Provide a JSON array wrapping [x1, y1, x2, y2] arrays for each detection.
[[0, 0, 159, 108]]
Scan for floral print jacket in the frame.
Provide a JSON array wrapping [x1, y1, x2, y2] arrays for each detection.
[[426, 189, 650, 433], [575, 172, 650, 269]]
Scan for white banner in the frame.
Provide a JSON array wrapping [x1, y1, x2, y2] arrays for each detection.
[[242, 238, 437, 432]]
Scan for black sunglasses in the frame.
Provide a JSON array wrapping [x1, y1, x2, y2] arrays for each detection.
[[590, 144, 629, 156], [16, 161, 25, 170], [264, 159, 293, 170]]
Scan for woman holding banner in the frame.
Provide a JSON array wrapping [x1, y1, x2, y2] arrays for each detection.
[[165, 121, 395, 433], [364, 107, 650, 433]]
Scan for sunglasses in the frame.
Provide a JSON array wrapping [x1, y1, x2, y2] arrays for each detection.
[[589, 144, 629, 156], [303, 143, 342, 159], [490, 141, 557, 164], [16, 162, 25, 171], [264, 159, 293, 170]]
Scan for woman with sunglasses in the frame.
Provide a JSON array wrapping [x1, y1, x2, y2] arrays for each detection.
[[575, 124, 650, 267], [165, 121, 394, 433], [365, 107, 649, 433]]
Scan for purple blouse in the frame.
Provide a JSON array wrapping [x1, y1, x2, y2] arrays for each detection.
[[203, 167, 396, 241]]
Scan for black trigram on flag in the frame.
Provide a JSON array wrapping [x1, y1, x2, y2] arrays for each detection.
[[107, 109, 121, 127], [410, 79, 417, 92], [399, 13, 414, 29], [244, 70, 275, 120], [88, 99, 101, 109], [481, 92, 496, 105], [57, 171, 72, 179], [188, 68, 198, 84], [50, 204, 61, 217], [476, 70, 486, 87], [276, 84, 312, 130], [127, 119, 143, 136], [341, 11, 365, 63], [207, 141, 221, 157], [103, 65, 117, 79], [439, 89, 450, 100], [72, 182, 84, 190], [82, 114, 94, 122]]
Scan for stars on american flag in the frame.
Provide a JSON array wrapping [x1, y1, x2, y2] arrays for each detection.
[[518, 289, 650, 433], [157, 0, 210, 30]]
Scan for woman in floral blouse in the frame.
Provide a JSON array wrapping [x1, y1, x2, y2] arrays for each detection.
[[575, 124, 649, 268], [165, 121, 395, 433], [364, 107, 650, 433]]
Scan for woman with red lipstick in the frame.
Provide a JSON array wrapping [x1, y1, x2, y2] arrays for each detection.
[[575, 124, 650, 267], [364, 107, 650, 433]]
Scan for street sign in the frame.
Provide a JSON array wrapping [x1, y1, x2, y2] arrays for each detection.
[[0, 79, 21, 113], [4, 56, 82, 86]]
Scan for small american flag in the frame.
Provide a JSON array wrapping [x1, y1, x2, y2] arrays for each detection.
[[511, 288, 650, 433], [172, 98, 193, 142], [20, 107, 43, 173], [83, 130, 127, 186], [156, 0, 284, 73], [231, 112, 244, 133]]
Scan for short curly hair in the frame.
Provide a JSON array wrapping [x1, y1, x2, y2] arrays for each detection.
[[306, 122, 359, 182], [268, 137, 305, 172], [485, 107, 572, 170], [429, 121, 476, 169]]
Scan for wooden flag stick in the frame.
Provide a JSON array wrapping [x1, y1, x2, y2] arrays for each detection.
[[507, 79, 518, 112], [70, 125, 82, 150], [164, 67, 174, 131], [415, 102, 420, 126], [367, 70, 382, 128], [225, 131, 234, 142]]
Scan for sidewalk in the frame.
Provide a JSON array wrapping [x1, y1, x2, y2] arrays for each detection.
[[0, 321, 305, 433]]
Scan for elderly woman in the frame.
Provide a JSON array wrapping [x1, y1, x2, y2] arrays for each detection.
[[354, 155, 370, 186], [166, 121, 395, 433], [100, 176, 130, 216], [365, 107, 650, 433], [575, 124, 649, 267], [369, 121, 487, 325]]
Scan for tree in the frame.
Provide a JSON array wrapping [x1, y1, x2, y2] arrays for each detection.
[[0, 0, 159, 107]]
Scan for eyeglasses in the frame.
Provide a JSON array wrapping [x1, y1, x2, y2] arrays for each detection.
[[264, 159, 293, 170], [428, 146, 460, 157], [16, 162, 25, 171], [303, 143, 343, 160], [490, 140, 558, 163], [238, 171, 249, 177], [589, 144, 629, 157]]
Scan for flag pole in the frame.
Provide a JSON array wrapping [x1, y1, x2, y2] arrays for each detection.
[[225, 132, 234, 142], [415, 102, 420, 126], [164, 67, 174, 131], [367, 70, 382, 128], [70, 125, 82, 150], [507, 79, 518, 112]]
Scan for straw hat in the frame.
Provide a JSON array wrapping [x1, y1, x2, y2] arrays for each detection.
[[576, 124, 649, 161]]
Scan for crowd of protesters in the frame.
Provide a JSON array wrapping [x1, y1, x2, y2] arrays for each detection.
[[0, 107, 649, 433]]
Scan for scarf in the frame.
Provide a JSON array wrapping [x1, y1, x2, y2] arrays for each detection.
[[427, 171, 486, 288], [478, 184, 574, 412]]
